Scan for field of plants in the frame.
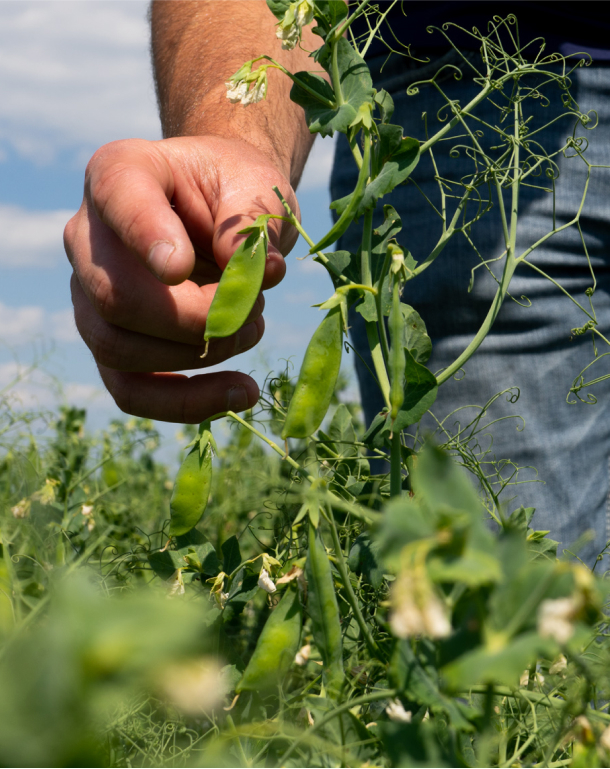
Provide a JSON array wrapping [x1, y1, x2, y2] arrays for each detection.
[[3, 1, 610, 767]]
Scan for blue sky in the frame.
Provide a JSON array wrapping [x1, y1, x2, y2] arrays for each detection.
[[0, 1, 344, 450]]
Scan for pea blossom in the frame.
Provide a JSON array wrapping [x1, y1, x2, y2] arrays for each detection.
[[386, 699, 412, 723], [225, 62, 269, 106], [258, 567, 277, 594], [537, 596, 578, 643], [276, 0, 314, 50], [389, 569, 451, 639]]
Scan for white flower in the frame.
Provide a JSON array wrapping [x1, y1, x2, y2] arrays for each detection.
[[246, 75, 267, 105], [81, 504, 93, 516], [295, 644, 310, 666], [167, 568, 185, 597], [389, 570, 451, 639], [386, 699, 412, 723], [258, 568, 276, 594], [275, 0, 314, 50], [159, 657, 226, 715], [600, 724, 610, 751], [219, 591, 229, 608], [226, 80, 249, 104], [549, 654, 568, 675], [537, 597, 578, 643], [520, 669, 545, 687], [11, 499, 30, 519]]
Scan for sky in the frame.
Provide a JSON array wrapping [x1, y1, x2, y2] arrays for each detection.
[[0, 0, 342, 453]]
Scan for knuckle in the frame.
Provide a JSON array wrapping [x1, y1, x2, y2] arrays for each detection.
[[87, 319, 124, 369]]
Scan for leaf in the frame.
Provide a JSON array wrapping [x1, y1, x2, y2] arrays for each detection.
[[223, 567, 260, 623], [401, 304, 432, 363], [377, 124, 404, 166], [305, 695, 376, 763], [427, 548, 502, 587], [371, 206, 403, 286], [331, 137, 420, 217], [266, 0, 291, 20], [412, 445, 482, 519], [442, 632, 554, 690], [348, 532, 384, 589], [390, 639, 473, 731], [148, 537, 221, 579], [291, 38, 373, 137], [354, 290, 377, 322], [375, 89, 395, 123], [314, 249, 359, 289], [311, 0, 349, 37], [391, 349, 438, 430], [221, 536, 242, 576]]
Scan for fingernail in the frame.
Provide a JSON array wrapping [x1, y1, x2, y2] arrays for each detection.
[[147, 241, 175, 279], [237, 323, 258, 352], [227, 385, 248, 413]]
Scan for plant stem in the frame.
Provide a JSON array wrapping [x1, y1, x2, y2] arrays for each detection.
[[278, 688, 398, 765], [390, 430, 402, 497], [325, 506, 380, 656]]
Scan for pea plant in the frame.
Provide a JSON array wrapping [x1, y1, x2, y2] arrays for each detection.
[[159, 3, 610, 766]]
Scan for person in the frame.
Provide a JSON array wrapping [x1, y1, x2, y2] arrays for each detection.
[[64, 1, 610, 564]]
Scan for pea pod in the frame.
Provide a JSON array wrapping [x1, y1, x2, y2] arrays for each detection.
[[169, 423, 214, 536], [202, 229, 267, 356], [389, 281, 405, 422], [306, 522, 344, 697], [236, 586, 302, 693], [281, 306, 342, 440]]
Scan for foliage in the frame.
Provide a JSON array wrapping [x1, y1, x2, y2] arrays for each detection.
[[3, 4, 610, 768]]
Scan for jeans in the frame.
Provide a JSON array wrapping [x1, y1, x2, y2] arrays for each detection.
[[330, 49, 610, 566]]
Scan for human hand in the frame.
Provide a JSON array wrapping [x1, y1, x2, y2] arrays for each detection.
[[64, 135, 299, 423]]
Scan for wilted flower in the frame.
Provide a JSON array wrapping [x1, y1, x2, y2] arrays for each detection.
[[258, 568, 276, 594], [599, 724, 610, 751], [549, 654, 568, 675], [537, 596, 578, 643], [167, 568, 185, 597], [295, 644, 310, 666], [11, 498, 31, 519], [276, 565, 304, 585], [159, 657, 226, 714], [386, 699, 412, 723], [225, 62, 269, 106], [275, 0, 314, 50], [33, 478, 60, 505], [389, 569, 451, 639], [520, 669, 545, 687]]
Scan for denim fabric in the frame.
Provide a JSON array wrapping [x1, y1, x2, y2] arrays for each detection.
[[330, 50, 610, 565]]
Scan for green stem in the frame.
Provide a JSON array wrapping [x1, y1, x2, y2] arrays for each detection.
[[390, 430, 402, 497], [278, 688, 398, 765], [325, 507, 380, 657], [226, 714, 250, 767]]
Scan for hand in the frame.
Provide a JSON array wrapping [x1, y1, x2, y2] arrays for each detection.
[[64, 135, 299, 423]]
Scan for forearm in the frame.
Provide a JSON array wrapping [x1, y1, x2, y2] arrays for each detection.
[[150, 0, 317, 187]]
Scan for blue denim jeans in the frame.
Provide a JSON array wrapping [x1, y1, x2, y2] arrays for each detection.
[[330, 50, 610, 565]]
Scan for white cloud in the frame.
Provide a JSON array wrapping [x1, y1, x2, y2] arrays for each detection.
[[0, 204, 72, 267], [0, 0, 160, 164], [299, 134, 336, 192], [0, 301, 78, 344]]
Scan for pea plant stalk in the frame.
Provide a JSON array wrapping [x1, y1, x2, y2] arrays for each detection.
[[158, 4, 610, 766]]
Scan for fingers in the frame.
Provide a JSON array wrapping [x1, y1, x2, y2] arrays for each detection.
[[71, 274, 264, 368], [81, 140, 200, 285], [98, 368, 260, 423]]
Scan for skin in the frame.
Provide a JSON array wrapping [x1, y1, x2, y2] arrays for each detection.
[[64, 1, 319, 423]]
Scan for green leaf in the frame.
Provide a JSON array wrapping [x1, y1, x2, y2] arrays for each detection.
[[427, 548, 502, 587], [377, 124, 404, 165], [221, 535, 242, 576], [354, 290, 377, 322], [390, 639, 473, 731], [442, 632, 554, 690], [331, 137, 420, 217], [412, 445, 482, 519], [348, 532, 384, 589], [371, 206, 403, 286], [305, 695, 376, 763], [148, 536, 221, 579], [402, 304, 432, 363], [314, 249, 359, 288], [223, 567, 260, 622], [266, 0, 291, 20], [291, 38, 373, 137], [391, 349, 438, 430], [375, 89, 395, 123], [310, 1, 349, 38]]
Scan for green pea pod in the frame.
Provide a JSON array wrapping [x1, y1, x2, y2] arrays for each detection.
[[389, 281, 405, 422], [281, 306, 342, 440], [306, 522, 344, 697], [169, 444, 213, 537], [202, 229, 267, 355], [236, 586, 302, 693]]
